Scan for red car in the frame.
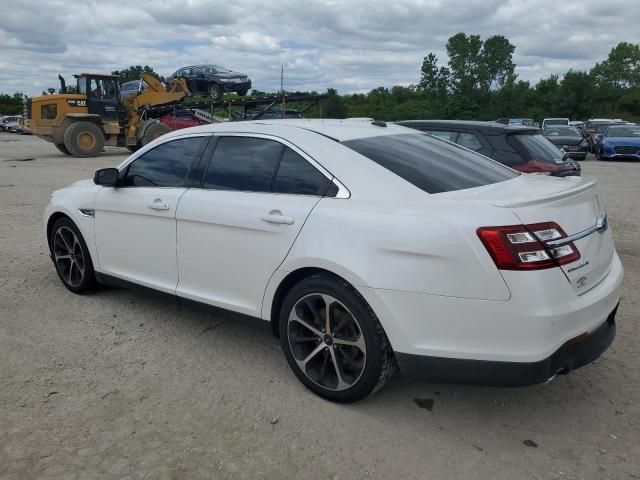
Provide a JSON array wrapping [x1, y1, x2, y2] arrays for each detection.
[[160, 111, 208, 130]]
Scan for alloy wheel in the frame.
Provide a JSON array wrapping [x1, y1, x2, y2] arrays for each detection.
[[287, 293, 367, 391], [53, 226, 85, 288]]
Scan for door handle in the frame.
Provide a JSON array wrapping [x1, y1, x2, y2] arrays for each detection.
[[146, 198, 170, 210], [261, 210, 294, 225]]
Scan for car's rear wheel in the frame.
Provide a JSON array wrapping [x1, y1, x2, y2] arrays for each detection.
[[237, 88, 249, 96], [49, 217, 96, 294], [209, 83, 222, 101], [279, 274, 395, 403]]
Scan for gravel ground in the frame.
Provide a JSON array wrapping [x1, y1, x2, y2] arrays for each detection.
[[1, 132, 638, 480]]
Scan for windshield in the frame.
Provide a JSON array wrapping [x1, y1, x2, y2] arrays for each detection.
[[606, 126, 640, 138], [544, 119, 568, 126], [201, 65, 232, 74], [342, 133, 518, 194], [595, 123, 613, 132], [544, 127, 582, 137], [508, 133, 563, 164]]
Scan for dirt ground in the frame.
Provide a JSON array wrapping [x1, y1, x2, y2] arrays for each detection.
[[0, 132, 638, 480]]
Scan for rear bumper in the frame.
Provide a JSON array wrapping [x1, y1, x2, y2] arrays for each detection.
[[395, 306, 617, 386]]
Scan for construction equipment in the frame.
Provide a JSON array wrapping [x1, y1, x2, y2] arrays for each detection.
[[23, 72, 328, 157], [23, 73, 190, 157]]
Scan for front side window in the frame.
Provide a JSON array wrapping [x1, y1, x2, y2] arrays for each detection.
[[343, 133, 518, 194], [204, 137, 284, 192], [123, 136, 206, 187]]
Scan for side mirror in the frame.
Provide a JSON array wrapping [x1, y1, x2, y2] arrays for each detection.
[[94, 167, 119, 186]]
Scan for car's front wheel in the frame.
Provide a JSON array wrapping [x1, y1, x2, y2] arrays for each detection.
[[279, 274, 396, 403], [49, 217, 97, 294]]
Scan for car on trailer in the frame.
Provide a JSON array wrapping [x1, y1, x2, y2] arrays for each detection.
[[167, 65, 251, 101]]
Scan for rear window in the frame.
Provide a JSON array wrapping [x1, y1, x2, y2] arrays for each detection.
[[508, 133, 563, 164], [342, 133, 518, 194]]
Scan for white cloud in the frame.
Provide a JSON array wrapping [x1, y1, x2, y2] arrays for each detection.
[[0, 0, 638, 96]]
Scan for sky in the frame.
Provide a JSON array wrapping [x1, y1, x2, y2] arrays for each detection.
[[1, 0, 639, 96]]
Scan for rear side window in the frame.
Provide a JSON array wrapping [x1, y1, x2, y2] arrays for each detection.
[[273, 148, 330, 195], [204, 137, 283, 192], [123, 136, 206, 187], [507, 134, 563, 164], [343, 134, 518, 194], [425, 130, 458, 142], [456, 132, 482, 151]]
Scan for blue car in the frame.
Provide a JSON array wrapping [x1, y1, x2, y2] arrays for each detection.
[[598, 124, 640, 160]]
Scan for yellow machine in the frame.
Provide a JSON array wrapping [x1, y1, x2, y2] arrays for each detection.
[[23, 73, 190, 156]]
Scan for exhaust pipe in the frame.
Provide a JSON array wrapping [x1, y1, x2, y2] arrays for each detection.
[[58, 75, 66, 94]]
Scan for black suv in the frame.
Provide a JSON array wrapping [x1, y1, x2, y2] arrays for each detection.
[[168, 64, 251, 101], [397, 120, 580, 176]]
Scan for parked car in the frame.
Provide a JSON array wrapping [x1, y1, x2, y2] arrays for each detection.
[[569, 120, 584, 130], [495, 118, 536, 127], [167, 64, 251, 101], [543, 125, 589, 160], [542, 118, 570, 129], [45, 119, 622, 402], [120, 79, 145, 99], [0, 115, 23, 132], [397, 120, 580, 176], [597, 124, 640, 161], [159, 109, 209, 130]]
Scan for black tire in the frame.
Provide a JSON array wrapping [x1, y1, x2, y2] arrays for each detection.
[[49, 217, 97, 294], [54, 143, 71, 155], [126, 145, 140, 153], [63, 121, 105, 157], [279, 273, 396, 403], [141, 122, 171, 147], [236, 88, 249, 96], [209, 83, 222, 101]]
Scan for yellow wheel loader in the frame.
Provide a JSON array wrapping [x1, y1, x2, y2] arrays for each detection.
[[23, 73, 190, 157]]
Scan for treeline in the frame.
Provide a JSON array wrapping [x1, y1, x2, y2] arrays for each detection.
[[317, 36, 640, 122], [2, 36, 639, 122]]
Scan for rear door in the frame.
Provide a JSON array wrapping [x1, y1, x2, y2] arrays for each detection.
[[176, 135, 333, 316]]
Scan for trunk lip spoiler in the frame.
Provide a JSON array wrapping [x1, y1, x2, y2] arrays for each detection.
[[491, 178, 597, 208], [545, 214, 608, 247]]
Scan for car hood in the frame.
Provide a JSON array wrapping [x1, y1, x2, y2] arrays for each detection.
[[603, 136, 640, 146], [69, 179, 96, 188], [545, 136, 584, 146]]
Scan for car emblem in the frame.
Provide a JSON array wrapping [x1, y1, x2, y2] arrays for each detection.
[[576, 276, 588, 288]]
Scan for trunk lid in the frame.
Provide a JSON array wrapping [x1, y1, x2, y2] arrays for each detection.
[[446, 175, 614, 294]]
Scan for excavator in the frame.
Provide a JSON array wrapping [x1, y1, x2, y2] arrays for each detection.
[[22, 73, 190, 157]]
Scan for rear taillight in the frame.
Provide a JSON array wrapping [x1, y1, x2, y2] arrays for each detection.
[[515, 159, 561, 174], [477, 222, 581, 270]]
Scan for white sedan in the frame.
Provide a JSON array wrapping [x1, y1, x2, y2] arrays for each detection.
[[45, 119, 623, 403]]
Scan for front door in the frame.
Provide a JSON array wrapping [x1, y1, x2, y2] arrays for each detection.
[[94, 135, 209, 293], [176, 135, 334, 317]]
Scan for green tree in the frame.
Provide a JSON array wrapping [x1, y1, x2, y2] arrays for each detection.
[[446, 33, 484, 94], [0, 92, 24, 115], [324, 88, 347, 118], [480, 35, 516, 90], [111, 65, 160, 82]]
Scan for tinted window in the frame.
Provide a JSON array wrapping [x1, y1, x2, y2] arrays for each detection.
[[493, 149, 525, 166], [508, 134, 563, 164], [343, 133, 518, 194], [273, 148, 330, 195], [123, 136, 206, 187], [204, 137, 284, 192], [425, 130, 458, 141], [457, 132, 482, 151]]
